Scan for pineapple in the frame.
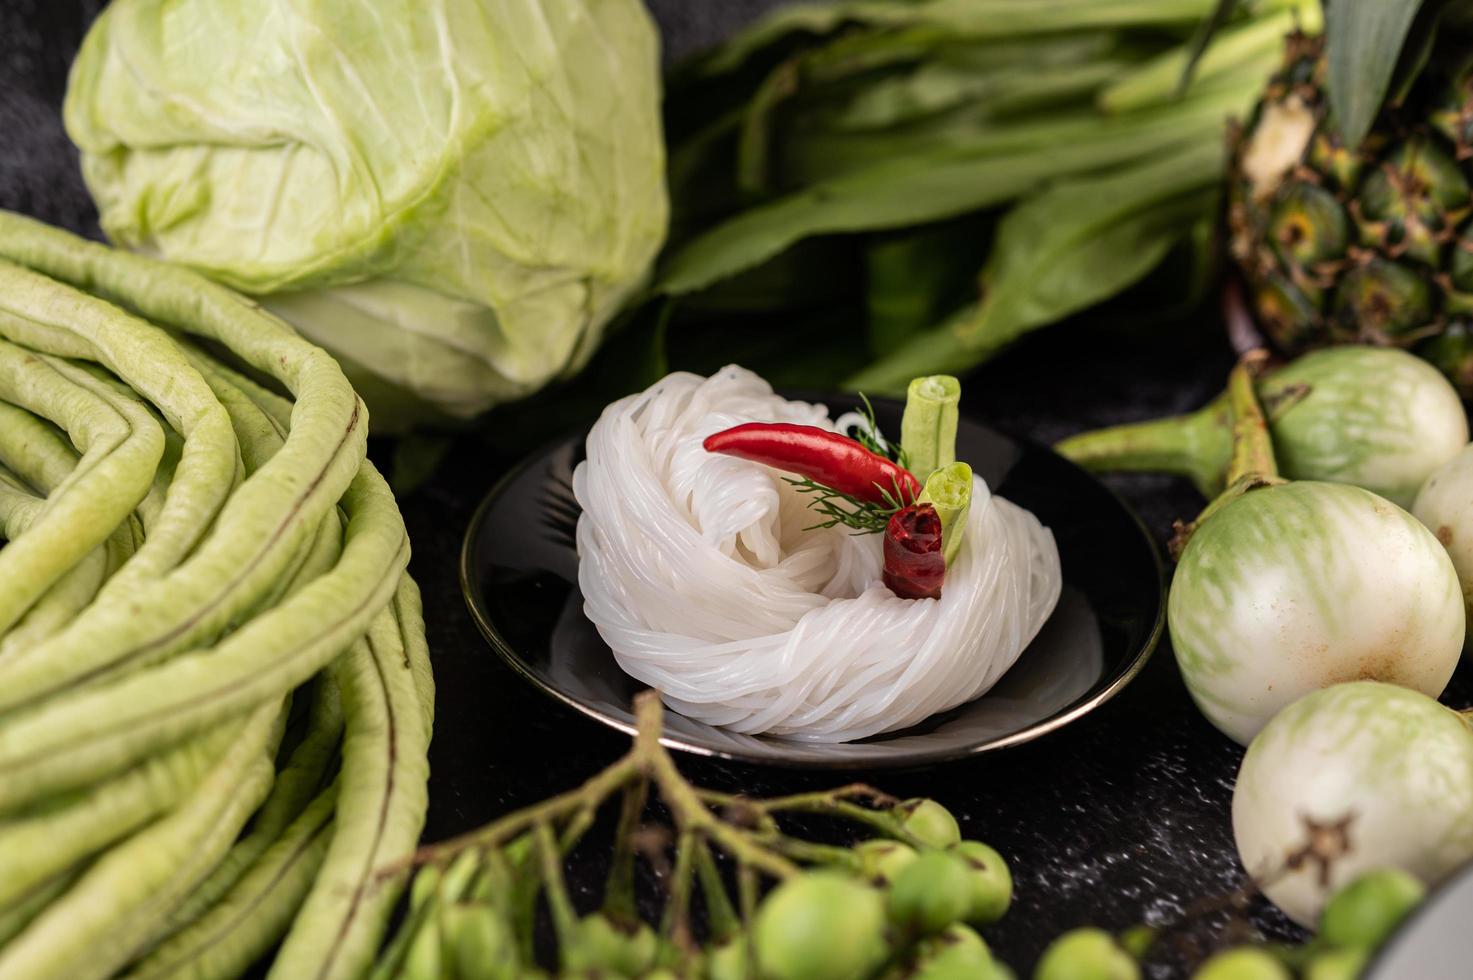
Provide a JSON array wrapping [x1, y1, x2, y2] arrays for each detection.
[[1227, 32, 1473, 392]]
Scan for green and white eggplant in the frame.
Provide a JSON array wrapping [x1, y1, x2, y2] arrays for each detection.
[[1059, 346, 1468, 509], [1168, 353, 1464, 745], [1413, 443, 1473, 636], [1233, 682, 1473, 927]]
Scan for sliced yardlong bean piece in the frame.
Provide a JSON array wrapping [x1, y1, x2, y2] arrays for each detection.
[[0, 464, 407, 810], [123, 785, 338, 980], [0, 340, 162, 635], [153, 676, 343, 941], [0, 262, 357, 712], [269, 592, 432, 980], [0, 720, 239, 902], [0, 698, 286, 980]]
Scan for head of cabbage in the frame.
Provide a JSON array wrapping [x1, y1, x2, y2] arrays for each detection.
[[64, 0, 668, 428]]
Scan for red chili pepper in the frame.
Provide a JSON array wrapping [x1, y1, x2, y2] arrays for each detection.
[[883, 503, 945, 600], [703, 422, 920, 505]]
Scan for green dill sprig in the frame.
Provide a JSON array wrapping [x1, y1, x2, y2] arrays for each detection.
[[785, 476, 908, 535], [847, 393, 910, 471]]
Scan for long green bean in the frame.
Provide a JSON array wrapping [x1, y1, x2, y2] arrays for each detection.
[[0, 339, 162, 635], [180, 344, 349, 622], [0, 698, 286, 980], [0, 720, 238, 904], [151, 676, 342, 943], [123, 786, 338, 980], [0, 534, 116, 657], [0, 865, 84, 948], [0, 211, 432, 980], [0, 465, 406, 810], [0, 400, 78, 495], [269, 592, 433, 980], [0, 462, 120, 660], [0, 262, 241, 597], [0, 260, 353, 712]]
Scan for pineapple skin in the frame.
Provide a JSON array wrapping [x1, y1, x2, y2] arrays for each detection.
[[1228, 32, 1473, 394]]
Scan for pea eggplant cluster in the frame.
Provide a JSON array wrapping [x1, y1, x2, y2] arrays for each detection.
[[1036, 866, 1424, 980], [373, 694, 1014, 980]]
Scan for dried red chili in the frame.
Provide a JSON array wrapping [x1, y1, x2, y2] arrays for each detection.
[[883, 503, 946, 599], [703, 422, 920, 505]]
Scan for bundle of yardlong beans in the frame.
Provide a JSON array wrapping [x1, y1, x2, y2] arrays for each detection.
[[0, 212, 433, 980]]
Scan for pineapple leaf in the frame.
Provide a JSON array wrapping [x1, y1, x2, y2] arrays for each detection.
[[1325, 0, 1431, 148]]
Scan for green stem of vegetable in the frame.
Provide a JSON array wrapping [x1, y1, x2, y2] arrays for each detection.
[[917, 462, 974, 565], [760, 833, 864, 870], [535, 822, 581, 956], [695, 840, 741, 942], [1098, 2, 1322, 113], [1224, 350, 1282, 487], [1170, 351, 1285, 557], [636, 700, 799, 881], [659, 830, 700, 951], [412, 754, 644, 868], [900, 375, 961, 478], [1056, 401, 1231, 498], [604, 780, 649, 922]]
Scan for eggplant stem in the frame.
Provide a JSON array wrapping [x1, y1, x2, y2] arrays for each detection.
[[1055, 403, 1229, 499], [1171, 350, 1285, 558], [1224, 349, 1282, 487]]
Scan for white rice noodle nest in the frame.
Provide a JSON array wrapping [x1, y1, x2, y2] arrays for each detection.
[[573, 366, 1062, 742]]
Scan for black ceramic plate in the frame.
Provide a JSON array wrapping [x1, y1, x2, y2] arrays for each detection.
[[462, 393, 1164, 768]]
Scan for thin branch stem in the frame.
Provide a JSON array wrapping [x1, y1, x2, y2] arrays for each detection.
[[696, 839, 741, 941], [604, 779, 649, 921], [405, 753, 641, 872], [534, 821, 580, 954], [660, 830, 699, 950]]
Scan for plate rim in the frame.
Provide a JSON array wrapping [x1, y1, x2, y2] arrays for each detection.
[[460, 401, 1166, 769]]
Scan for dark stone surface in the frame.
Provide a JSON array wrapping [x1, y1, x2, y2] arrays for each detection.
[[10, 2, 1463, 975]]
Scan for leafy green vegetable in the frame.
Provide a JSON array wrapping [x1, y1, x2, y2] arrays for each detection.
[[1100, 2, 1320, 113], [848, 143, 1222, 391], [659, 86, 1245, 295], [958, 142, 1224, 347], [649, 0, 1313, 390], [865, 220, 988, 357], [63, 0, 669, 426], [691, 0, 1229, 78]]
